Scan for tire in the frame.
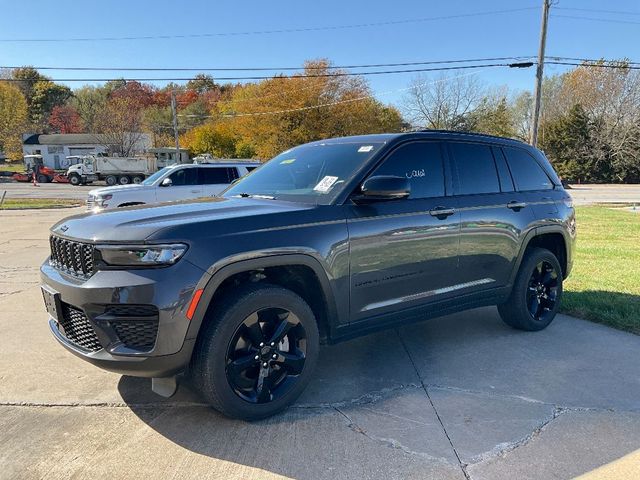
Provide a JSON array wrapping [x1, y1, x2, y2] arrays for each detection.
[[105, 175, 117, 186], [36, 174, 48, 183], [68, 174, 81, 186], [498, 247, 563, 331], [118, 176, 131, 185], [191, 283, 320, 420], [132, 175, 144, 184]]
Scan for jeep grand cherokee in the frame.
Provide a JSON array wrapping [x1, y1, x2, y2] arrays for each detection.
[[40, 131, 576, 420]]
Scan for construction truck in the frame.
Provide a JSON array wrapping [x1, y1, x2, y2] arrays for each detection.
[[66, 155, 157, 186]]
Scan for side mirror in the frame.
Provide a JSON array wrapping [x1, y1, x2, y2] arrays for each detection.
[[352, 175, 411, 204], [161, 178, 172, 187]]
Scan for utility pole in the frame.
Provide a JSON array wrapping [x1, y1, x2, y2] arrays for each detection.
[[170, 90, 180, 161], [530, 0, 551, 147]]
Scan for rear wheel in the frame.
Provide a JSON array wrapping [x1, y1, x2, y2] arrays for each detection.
[[105, 175, 117, 186], [36, 174, 49, 183], [191, 284, 319, 420], [132, 175, 144, 184], [118, 175, 131, 185], [498, 247, 563, 331]]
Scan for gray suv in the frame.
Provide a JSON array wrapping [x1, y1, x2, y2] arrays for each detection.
[[40, 131, 576, 420]]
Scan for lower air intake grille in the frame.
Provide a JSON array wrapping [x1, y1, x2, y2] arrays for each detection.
[[111, 320, 158, 350], [59, 303, 102, 352]]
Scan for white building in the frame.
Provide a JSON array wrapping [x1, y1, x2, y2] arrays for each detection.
[[22, 133, 152, 169]]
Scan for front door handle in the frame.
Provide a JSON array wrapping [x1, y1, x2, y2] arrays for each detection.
[[507, 201, 527, 210], [429, 206, 455, 218]]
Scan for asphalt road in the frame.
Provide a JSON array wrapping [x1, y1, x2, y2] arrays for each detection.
[[1, 180, 640, 205], [1, 208, 639, 479]]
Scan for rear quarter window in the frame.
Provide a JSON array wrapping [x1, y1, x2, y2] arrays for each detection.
[[502, 147, 553, 191]]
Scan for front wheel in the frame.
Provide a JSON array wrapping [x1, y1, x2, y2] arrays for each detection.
[[190, 284, 319, 420], [68, 173, 81, 186], [498, 247, 563, 331]]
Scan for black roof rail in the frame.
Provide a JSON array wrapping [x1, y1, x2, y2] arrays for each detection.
[[414, 129, 527, 144]]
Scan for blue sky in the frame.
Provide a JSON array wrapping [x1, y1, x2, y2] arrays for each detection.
[[2, 0, 640, 106]]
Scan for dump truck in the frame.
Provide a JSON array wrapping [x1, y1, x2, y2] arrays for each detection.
[[66, 155, 157, 186]]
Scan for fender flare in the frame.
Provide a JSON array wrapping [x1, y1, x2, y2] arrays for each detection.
[[185, 253, 340, 342], [508, 225, 570, 286]]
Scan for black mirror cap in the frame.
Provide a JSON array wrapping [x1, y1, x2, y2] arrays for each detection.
[[353, 175, 411, 203]]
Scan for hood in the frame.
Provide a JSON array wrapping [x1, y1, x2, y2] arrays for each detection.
[[88, 184, 149, 196], [50, 197, 313, 242]]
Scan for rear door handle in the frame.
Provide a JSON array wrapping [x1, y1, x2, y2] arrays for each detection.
[[429, 206, 455, 218], [507, 201, 527, 210]]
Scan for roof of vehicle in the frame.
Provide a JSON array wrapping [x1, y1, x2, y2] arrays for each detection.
[[167, 161, 261, 169], [308, 130, 528, 147]]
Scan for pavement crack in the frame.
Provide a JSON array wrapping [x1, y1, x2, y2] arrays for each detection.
[[293, 383, 422, 409], [332, 405, 452, 464], [396, 329, 471, 480]]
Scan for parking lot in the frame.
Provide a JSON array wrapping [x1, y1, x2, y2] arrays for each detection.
[[1, 207, 640, 479]]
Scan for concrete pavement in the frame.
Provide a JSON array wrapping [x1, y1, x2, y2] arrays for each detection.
[[1, 207, 639, 479]]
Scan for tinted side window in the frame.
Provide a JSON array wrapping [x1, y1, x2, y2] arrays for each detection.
[[169, 168, 198, 186], [503, 147, 553, 191], [200, 167, 234, 184], [372, 142, 445, 199], [450, 142, 500, 195]]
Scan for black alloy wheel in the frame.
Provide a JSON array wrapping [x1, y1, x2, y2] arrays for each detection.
[[526, 260, 559, 322], [226, 307, 307, 404]]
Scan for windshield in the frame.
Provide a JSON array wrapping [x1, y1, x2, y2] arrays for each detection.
[[142, 167, 172, 185], [224, 141, 383, 204]]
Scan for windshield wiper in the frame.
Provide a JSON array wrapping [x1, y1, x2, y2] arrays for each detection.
[[231, 193, 276, 200]]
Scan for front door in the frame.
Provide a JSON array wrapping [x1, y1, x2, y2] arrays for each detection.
[[347, 141, 460, 323], [156, 167, 201, 202]]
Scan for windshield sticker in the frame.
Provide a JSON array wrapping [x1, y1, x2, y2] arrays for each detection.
[[280, 158, 296, 164], [313, 175, 339, 193], [358, 145, 374, 153]]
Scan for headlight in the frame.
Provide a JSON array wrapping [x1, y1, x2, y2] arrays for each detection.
[[97, 244, 188, 266], [96, 194, 112, 207]]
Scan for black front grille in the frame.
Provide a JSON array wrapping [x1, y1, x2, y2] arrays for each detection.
[[49, 235, 95, 278], [111, 320, 159, 350], [59, 303, 102, 352]]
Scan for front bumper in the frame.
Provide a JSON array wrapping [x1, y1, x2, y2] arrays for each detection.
[[40, 257, 208, 378]]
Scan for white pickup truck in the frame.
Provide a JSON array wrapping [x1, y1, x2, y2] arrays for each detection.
[[86, 161, 260, 211]]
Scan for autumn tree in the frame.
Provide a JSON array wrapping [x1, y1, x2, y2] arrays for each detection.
[[71, 86, 107, 132], [0, 82, 28, 160], [49, 105, 83, 133], [95, 97, 146, 156]]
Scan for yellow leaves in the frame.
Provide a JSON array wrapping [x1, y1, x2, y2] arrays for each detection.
[[0, 82, 29, 160]]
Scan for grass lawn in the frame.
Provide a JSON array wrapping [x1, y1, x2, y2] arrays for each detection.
[[562, 206, 640, 334], [0, 198, 82, 210]]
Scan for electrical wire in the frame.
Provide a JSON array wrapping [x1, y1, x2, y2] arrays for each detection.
[[554, 7, 640, 16], [0, 62, 525, 82], [551, 14, 640, 26], [0, 7, 538, 43], [0, 56, 534, 72]]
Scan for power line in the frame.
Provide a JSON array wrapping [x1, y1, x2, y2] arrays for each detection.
[[554, 7, 640, 16], [546, 61, 640, 70], [0, 56, 534, 72], [0, 62, 528, 83], [551, 14, 640, 26], [0, 7, 538, 43]]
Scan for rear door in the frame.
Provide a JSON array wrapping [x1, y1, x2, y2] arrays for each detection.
[[200, 167, 238, 196], [156, 167, 201, 202], [347, 141, 460, 322], [449, 141, 535, 291]]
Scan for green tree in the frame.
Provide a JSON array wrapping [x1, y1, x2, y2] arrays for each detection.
[[71, 86, 108, 132], [0, 82, 29, 160], [186, 74, 218, 94]]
